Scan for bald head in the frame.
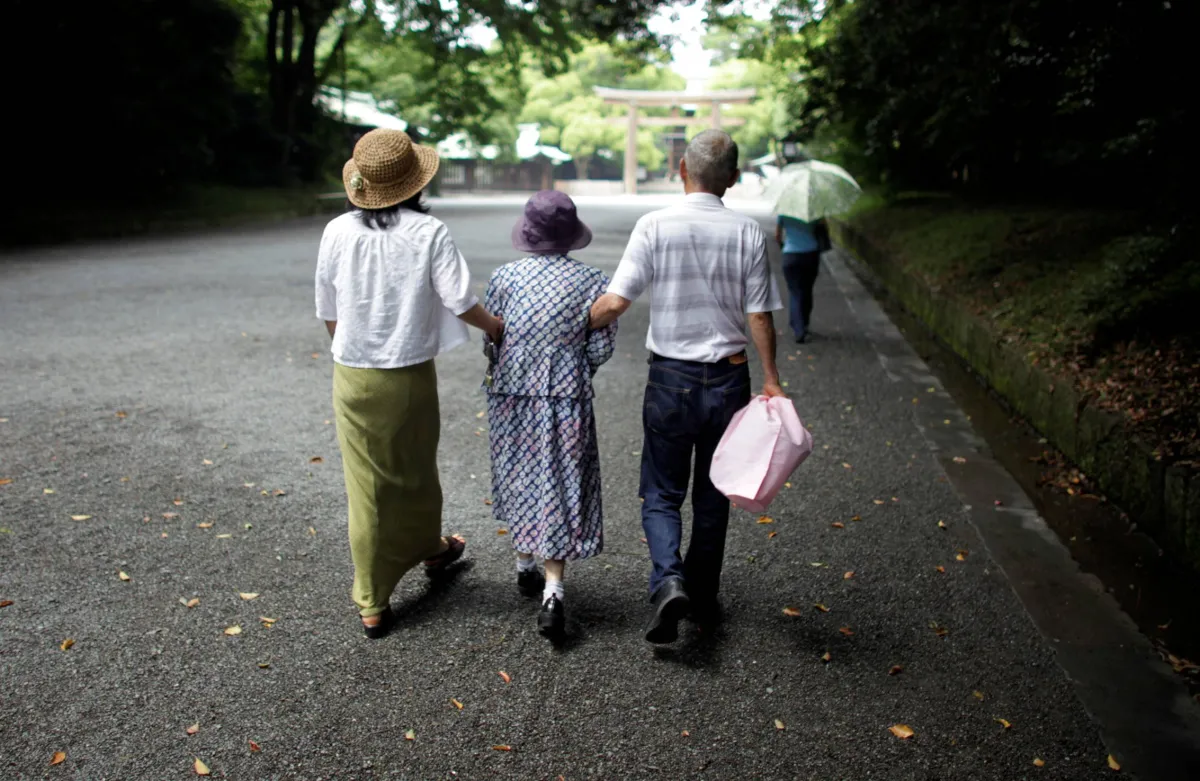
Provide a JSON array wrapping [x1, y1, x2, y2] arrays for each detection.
[[682, 129, 740, 196]]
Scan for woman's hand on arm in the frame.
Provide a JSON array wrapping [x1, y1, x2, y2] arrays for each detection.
[[457, 303, 505, 343]]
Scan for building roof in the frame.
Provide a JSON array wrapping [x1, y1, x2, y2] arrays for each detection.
[[316, 89, 407, 131]]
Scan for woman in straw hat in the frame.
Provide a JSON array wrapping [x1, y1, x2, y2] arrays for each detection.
[[482, 190, 617, 638], [315, 128, 504, 638]]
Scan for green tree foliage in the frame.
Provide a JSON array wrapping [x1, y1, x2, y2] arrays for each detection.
[[766, 0, 1192, 207], [520, 43, 681, 178]]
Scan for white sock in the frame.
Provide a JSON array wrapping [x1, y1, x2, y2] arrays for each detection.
[[543, 580, 564, 603], [516, 556, 537, 573]]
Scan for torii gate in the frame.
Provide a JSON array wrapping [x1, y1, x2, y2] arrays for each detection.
[[594, 86, 757, 194]]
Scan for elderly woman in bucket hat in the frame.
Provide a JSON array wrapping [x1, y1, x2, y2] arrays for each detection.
[[315, 128, 504, 638], [483, 190, 617, 638]]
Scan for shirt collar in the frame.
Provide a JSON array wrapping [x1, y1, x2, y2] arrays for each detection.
[[684, 192, 725, 207]]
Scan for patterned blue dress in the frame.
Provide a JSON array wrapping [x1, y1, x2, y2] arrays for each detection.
[[483, 255, 617, 561]]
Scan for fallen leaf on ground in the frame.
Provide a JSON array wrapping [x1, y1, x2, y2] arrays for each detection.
[[257, 662, 270, 669], [186, 723, 200, 735], [216, 533, 232, 539], [260, 617, 277, 625], [756, 515, 774, 524], [953, 457, 967, 464], [70, 514, 92, 521], [194, 757, 211, 776], [681, 730, 690, 737], [936, 566, 946, 573], [956, 549, 968, 561], [499, 670, 511, 684], [182, 598, 200, 608], [821, 651, 832, 663], [874, 499, 885, 505], [243, 482, 256, 488], [496, 529, 508, 536], [404, 729, 415, 741], [774, 719, 785, 731], [476, 411, 485, 418], [173, 499, 184, 506], [889, 665, 903, 675], [814, 603, 829, 613], [930, 622, 949, 637], [239, 592, 259, 601], [249, 740, 261, 752], [115, 410, 128, 418], [810, 562, 827, 567], [1107, 754, 1121, 771], [1033, 757, 1045, 767], [60, 638, 74, 651], [118, 571, 131, 582], [450, 698, 463, 710], [307, 527, 316, 536], [483, 498, 493, 506], [842, 462, 852, 469], [889, 724, 915, 740], [937, 520, 947, 529], [851, 515, 862, 522], [202, 459, 213, 465], [784, 482, 792, 488], [162, 513, 179, 520], [973, 691, 985, 701], [272, 489, 286, 497], [43, 488, 55, 494], [492, 745, 513, 752], [996, 718, 1012, 729], [50, 751, 66, 765], [843, 571, 855, 579], [0, 600, 12, 608], [994, 499, 1003, 506], [767, 531, 778, 539], [640, 537, 648, 544], [0, 478, 12, 486], [310, 456, 323, 464], [782, 607, 802, 617], [224, 625, 242, 636], [831, 522, 845, 529], [839, 626, 855, 636]]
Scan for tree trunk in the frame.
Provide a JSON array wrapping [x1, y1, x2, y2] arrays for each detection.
[[576, 156, 590, 181]]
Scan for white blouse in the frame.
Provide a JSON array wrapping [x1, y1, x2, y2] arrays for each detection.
[[315, 211, 479, 369]]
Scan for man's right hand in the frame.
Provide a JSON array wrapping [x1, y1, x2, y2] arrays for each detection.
[[762, 381, 788, 398]]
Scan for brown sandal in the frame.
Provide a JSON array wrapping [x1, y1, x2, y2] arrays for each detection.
[[424, 535, 466, 573]]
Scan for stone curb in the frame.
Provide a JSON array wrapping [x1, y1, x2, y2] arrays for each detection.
[[831, 219, 1200, 571]]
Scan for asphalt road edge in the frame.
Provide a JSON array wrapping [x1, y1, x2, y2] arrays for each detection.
[[825, 248, 1200, 781]]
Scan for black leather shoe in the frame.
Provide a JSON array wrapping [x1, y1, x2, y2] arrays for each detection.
[[517, 568, 545, 598], [645, 579, 690, 644], [538, 595, 565, 638]]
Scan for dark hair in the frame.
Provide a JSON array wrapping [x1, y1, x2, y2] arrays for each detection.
[[350, 191, 430, 229]]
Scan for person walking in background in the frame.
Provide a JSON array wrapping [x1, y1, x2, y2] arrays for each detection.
[[590, 129, 785, 645], [483, 191, 617, 639], [775, 215, 831, 343], [315, 129, 505, 639]]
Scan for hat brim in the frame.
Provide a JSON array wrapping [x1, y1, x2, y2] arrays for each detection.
[[511, 219, 593, 254], [343, 143, 440, 210]]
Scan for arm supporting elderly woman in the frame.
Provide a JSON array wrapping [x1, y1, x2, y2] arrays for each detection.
[[432, 222, 504, 341]]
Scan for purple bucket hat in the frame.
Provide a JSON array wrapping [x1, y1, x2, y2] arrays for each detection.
[[511, 190, 593, 254]]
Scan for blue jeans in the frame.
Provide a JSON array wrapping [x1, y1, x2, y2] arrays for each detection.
[[640, 356, 752, 601], [781, 252, 821, 339]]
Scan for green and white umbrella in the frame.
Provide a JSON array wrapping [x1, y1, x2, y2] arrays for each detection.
[[764, 160, 862, 222]]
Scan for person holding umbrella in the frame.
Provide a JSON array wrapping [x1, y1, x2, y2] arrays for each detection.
[[765, 158, 861, 343]]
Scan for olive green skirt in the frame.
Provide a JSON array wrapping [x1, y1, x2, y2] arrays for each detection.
[[333, 360, 444, 617]]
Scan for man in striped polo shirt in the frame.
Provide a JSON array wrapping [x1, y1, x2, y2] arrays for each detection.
[[590, 129, 785, 644]]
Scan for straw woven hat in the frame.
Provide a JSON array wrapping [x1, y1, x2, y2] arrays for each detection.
[[342, 129, 439, 210]]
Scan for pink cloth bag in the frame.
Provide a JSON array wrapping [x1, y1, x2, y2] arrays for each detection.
[[710, 395, 814, 514]]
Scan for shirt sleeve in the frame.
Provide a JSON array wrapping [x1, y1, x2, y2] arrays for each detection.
[[606, 215, 654, 301], [314, 227, 337, 321], [744, 224, 784, 314], [430, 223, 480, 316]]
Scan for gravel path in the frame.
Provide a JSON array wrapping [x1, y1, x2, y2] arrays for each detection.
[[0, 201, 1142, 779]]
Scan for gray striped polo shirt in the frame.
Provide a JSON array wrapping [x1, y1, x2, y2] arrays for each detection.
[[607, 192, 783, 364]]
